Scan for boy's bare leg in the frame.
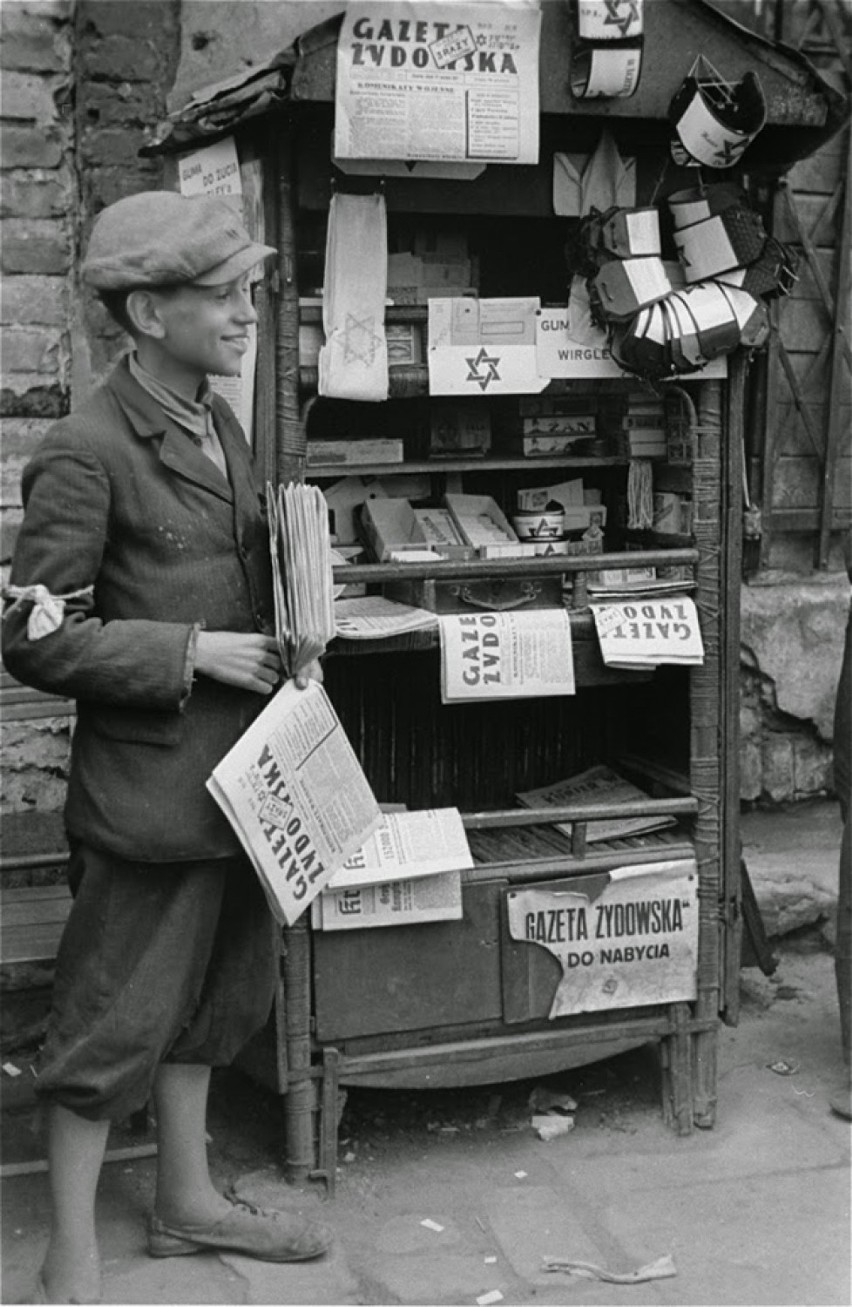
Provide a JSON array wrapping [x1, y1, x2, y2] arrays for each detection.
[[40, 1104, 109, 1303], [152, 1063, 232, 1223]]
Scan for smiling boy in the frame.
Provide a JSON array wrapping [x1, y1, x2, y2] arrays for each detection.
[[2, 191, 329, 1303]]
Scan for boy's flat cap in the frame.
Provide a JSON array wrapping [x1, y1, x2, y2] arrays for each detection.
[[82, 191, 276, 290]]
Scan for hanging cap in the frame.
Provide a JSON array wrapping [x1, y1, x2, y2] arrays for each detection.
[[82, 191, 276, 291]]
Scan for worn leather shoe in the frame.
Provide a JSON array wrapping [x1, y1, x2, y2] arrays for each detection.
[[148, 1199, 331, 1262]]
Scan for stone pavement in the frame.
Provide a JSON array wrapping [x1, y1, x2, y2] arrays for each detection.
[[2, 800, 849, 1307]]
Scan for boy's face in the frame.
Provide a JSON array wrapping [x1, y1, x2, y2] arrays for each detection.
[[147, 273, 257, 380]]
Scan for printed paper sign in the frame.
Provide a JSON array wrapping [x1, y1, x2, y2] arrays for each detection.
[[335, 2, 542, 165], [178, 137, 242, 197], [439, 609, 575, 703], [429, 297, 546, 395], [506, 859, 698, 1017], [536, 291, 726, 381]]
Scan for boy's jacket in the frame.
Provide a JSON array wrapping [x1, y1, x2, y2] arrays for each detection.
[[4, 359, 275, 863]]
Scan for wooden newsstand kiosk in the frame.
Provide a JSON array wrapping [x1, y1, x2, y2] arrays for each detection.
[[151, 0, 847, 1186]]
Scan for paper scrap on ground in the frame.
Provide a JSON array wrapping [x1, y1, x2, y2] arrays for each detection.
[[327, 807, 472, 891], [476, 1292, 504, 1306], [420, 1219, 444, 1233], [532, 1113, 574, 1141], [334, 595, 439, 640], [439, 609, 575, 704], [268, 482, 336, 678], [591, 596, 704, 669], [207, 681, 382, 926], [542, 1253, 677, 1284]]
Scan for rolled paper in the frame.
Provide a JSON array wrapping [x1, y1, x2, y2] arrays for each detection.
[[601, 207, 661, 258], [577, 0, 644, 40], [593, 256, 672, 319], [669, 67, 766, 169], [667, 183, 746, 230], [571, 43, 643, 99], [674, 207, 766, 283]]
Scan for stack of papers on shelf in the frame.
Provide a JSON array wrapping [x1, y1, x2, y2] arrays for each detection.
[[586, 568, 694, 598], [334, 595, 439, 640], [268, 482, 336, 677], [516, 764, 676, 843], [314, 869, 462, 931], [207, 681, 383, 925], [591, 596, 704, 669], [439, 609, 575, 703]]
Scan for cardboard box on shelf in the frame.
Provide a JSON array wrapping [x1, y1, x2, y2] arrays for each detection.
[[387, 322, 423, 368], [429, 404, 492, 458], [307, 438, 404, 468], [360, 498, 427, 561], [522, 415, 597, 436], [443, 493, 518, 551]]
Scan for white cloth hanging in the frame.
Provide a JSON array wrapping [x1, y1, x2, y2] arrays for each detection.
[[318, 191, 389, 402]]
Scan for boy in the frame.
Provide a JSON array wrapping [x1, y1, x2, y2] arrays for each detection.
[[3, 191, 330, 1304]]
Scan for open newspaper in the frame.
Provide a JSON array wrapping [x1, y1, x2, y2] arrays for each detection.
[[334, 595, 439, 640], [326, 807, 473, 890], [517, 764, 676, 843], [207, 680, 383, 925], [267, 481, 336, 677], [591, 596, 704, 669], [439, 609, 575, 703]]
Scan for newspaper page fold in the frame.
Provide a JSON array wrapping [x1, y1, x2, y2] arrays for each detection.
[[207, 681, 383, 925]]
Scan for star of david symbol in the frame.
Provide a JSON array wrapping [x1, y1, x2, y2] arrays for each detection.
[[712, 136, 746, 166], [465, 346, 501, 390], [342, 313, 383, 366], [603, 0, 639, 36]]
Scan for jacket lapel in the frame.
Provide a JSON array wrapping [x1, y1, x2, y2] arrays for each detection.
[[108, 359, 234, 506]]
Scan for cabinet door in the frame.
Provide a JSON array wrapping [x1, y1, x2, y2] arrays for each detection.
[[313, 880, 505, 1041]]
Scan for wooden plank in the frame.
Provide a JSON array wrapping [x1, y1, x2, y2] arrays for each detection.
[[772, 188, 842, 244], [779, 295, 836, 345], [816, 123, 852, 565], [788, 140, 847, 192], [722, 356, 745, 1025], [313, 881, 504, 1042], [766, 506, 852, 531], [774, 404, 852, 453], [793, 247, 842, 299], [772, 454, 852, 507]]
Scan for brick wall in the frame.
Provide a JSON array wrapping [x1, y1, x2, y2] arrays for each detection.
[[1, 0, 179, 840]]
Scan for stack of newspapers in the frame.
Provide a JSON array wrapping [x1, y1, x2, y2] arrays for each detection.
[[268, 481, 336, 677], [206, 483, 383, 926]]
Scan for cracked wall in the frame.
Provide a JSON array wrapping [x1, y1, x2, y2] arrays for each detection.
[[740, 577, 848, 805]]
